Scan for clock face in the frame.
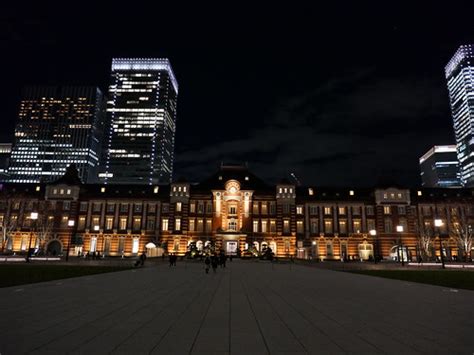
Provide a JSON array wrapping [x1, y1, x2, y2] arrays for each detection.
[[225, 180, 240, 194]]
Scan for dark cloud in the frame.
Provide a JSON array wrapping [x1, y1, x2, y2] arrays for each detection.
[[175, 72, 452, 187]]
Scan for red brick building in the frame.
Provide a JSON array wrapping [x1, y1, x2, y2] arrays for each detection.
[[1, 164, 473, 261]]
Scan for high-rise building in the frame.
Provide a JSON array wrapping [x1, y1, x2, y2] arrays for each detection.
[[102, 58, 178, 185], [0, 143, 12, 182], [419, 145, 461, 188], [445, 45, 474, 187], [8, 86, 105, 183]]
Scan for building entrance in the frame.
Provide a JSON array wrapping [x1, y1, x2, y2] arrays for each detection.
[[226, 241, 238, 255]]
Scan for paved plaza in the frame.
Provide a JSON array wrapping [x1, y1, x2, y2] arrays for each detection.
[[0, 260, 473, 354]]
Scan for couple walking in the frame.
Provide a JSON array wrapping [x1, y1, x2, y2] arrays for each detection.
[[204, 254, 219, 273]]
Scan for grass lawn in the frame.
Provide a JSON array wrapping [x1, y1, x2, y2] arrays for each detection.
[[0, 264, 132, 288], [349, 270, 474, 290]]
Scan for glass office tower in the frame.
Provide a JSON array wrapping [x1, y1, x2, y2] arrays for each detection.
[[419, 145, 461, 188], [102, 58, 178, 185], [445, 45, 474, 187], [8, 86, 105, 183]]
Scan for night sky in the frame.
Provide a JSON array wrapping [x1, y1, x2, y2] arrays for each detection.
[[1, 2, 474, 187]]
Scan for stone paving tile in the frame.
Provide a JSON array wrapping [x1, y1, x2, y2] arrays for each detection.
[[1, 261, 474, 354]]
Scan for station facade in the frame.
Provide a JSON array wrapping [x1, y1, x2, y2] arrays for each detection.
[[1, 165, 473, 261]]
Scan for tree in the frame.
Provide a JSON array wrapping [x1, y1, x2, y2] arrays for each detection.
[[1, 216, 17, 253], [34, 215, 54, 253], [415, 219, 434, 261], [450, 214, 474, 262]]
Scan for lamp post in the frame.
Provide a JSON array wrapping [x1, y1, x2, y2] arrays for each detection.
[[65, 219, 75, 262], [434, 219, 445, 269], [396, 225, 404, 266], [93, 225, 100, 256], [26, 212, 38, 262], [369, 229, 377, 264]]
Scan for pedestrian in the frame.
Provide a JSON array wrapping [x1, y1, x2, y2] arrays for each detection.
[[229, 254, 233, 262], [211, 254, 218, 273], [172, 254, 177, 266], [418, 255, 423, 265], [220, 253, 227, 268], [169, 253, 174, 267], [140, 251, 147, 266], [204, 255, 211, 274]]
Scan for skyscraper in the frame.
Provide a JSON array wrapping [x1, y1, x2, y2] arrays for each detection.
[[0, 143, 12, 182], [8, 86, 105, 183], [102, 58, 178, 185], [419, 145, 461, 188], [445, 44, 474, 187]]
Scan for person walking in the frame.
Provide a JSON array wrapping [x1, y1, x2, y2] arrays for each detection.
[[172, 253, 177, 266], [204, 255, 211, 274], [211, 254, 218, 273], [220, 253, 227, 268], [140, 251, 147, 266], [169, 253, 174, 267]]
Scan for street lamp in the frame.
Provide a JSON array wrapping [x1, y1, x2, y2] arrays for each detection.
[[26, 212, 38, 262], [434, 219, 445, 269], [65, 219, 75, 262], [369, 229, 377, 264], [396, 225, 405, 266]]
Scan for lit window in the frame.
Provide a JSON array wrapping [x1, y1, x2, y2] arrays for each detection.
[[296, 206, 303, 214], [154, 186, 159, 194], [253, 220, 259, 232], [175, 218, 181, 231], [349, 190, 354, 196], [308, 188, 314, 196], [176, 202, 182, 212], [383, 206, 391, 215], [101, 187, 106, 193], [161, 218, 169, 231], [35, 186, 40, 192], [417, 190, 422, 196]]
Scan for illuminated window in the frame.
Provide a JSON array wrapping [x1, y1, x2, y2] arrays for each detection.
[[308, 188, 314, 196], [353, 219, 361, 233], [383, 206, 391, 215], [324, 207, 332, 215], [297, 220, 304, 233], [339, 220, 347, 233], [270, 220, 276, 232], [120, 217, 127, 230], [283, 219, 290, 233], [338, 207, 346, 215], [105, 217, 113, 230], [205, 219, 212, 231], [175, 218, 181, 231], [324, 220, 333, 233], [189, 219, 195, 231], [261, 220, 268, 233], [349, 190, 354, 196], [133, 218, 141, 230], [296, 206, 303, 215], [161, 218, 169, 231], [253, 220, 259, 232]]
